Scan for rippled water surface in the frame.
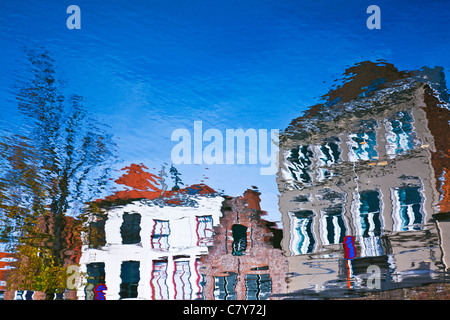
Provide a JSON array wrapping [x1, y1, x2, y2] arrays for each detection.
[[0, 0, 450, 300]]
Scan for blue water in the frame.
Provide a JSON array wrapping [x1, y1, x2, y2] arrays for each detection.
[[1, 0, 450, 301], [0, 0, 449, 231]]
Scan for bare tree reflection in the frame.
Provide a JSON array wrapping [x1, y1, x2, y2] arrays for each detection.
[[0, 49, 116, 296]]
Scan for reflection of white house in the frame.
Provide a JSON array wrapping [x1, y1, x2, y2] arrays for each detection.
[[278, 74, 449, 295], [78, 195, 224, 300]]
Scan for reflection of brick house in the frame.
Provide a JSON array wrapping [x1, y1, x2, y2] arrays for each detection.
[[421, 83, 450, 214], [199, 189, 287, 300]]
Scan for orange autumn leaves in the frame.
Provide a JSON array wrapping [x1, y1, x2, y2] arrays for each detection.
[[104, 163, 164, 201], [101, 163, 217, 203]]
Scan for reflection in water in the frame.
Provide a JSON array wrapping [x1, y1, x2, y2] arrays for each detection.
[[1, 60, 450, 300], [199, 189, 286, 300], [278, 61, 450, 299], [0, 50, 116, 299]]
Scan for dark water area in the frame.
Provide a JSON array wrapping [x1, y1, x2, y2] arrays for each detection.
[[1, 1, 450, 301]]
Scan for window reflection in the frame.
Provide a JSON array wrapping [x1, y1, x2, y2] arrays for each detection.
[[348, 120, 378, 161], [287, 145, 314, 184], [85, 262, 106, 300], [231, 224, 248, 256], [358, 190, 382, 238], [120, 213, 141, 245], [174, 260, 192, 300], [196, 215, 214, 246], [119, 261, 140, 299], [392, 186, 424, 231], [289, 210, 316, 255], [385, 110, 416, 157], [354, 190, 384, 257], [315, 140, 341, 181], [213, 273, 237, 300], [316, 141, 341, 166], [151, 220, 170, 251], [151, 260, 169, 300], [320, 205, 346, 245], [245, 274, 272, 300]]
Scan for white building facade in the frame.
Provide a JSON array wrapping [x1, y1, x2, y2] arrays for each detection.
[[77, 194, 224, 300]]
